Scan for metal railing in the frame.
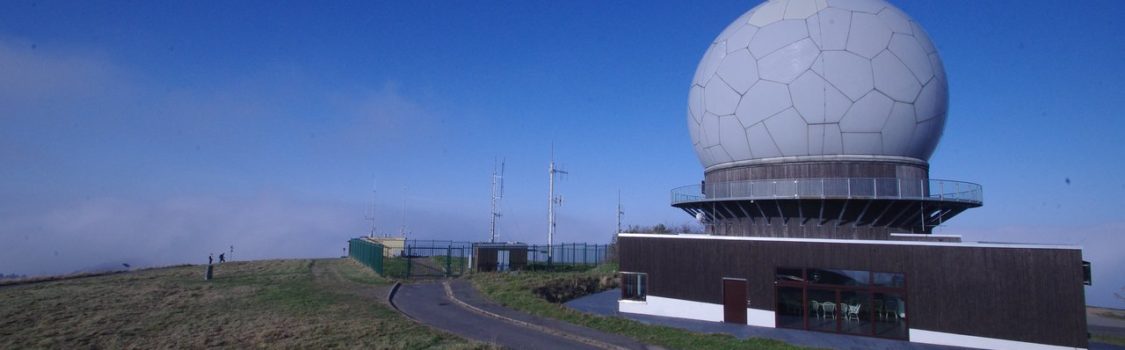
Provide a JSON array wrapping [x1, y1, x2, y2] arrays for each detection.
[[526, 243, 611, 267], [671, 178, 982, 205]]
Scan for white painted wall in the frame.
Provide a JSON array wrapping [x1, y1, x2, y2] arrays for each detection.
[[910, 329, 1086, 350], [618, 296, 775, 328], [747, 307, 775, 327], [618, 296, 1086, 350]]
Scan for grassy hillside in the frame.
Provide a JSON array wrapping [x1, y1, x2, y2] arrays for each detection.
[[0, 258, 482, 349]]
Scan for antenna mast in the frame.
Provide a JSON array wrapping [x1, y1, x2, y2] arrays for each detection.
[[548, 145, 567, 263], [364, 178, 377, 237], [400, 186, 407, 238], [617, 190, 624, 234], [490, 158, 506, 243]]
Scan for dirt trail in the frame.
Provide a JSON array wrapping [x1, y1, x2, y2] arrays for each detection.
[[309, 259, 392, 304]]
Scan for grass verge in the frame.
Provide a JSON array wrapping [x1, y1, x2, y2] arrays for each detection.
[[0, 258, 483, 349], [1092, 334, 1125, 346], [470, 268, 808, 350]]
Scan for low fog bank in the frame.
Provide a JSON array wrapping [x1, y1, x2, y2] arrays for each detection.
[[0, 191, 483, 277], [0, 189, 616, 279]]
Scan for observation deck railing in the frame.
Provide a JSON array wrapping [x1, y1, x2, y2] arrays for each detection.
[[671, 178, 982, 205]]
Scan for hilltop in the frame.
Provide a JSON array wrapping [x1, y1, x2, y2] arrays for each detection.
[[0, 258, 484, 348]]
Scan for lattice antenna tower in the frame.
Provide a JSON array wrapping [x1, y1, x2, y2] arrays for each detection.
[[489, 158, 506, 243], [364, 178, 378, 237], [399, 185, 408, 239], [617, 190, 624, 234], [547, 145, 568, 262]]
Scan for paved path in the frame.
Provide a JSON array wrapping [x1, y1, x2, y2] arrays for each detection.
[[392, 280, 651, 350], [444, 280, 650, 350]]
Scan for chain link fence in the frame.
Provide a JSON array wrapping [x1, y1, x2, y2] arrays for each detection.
[[350, 238, 614, 278], [348, 238, 384, 275], [526, 243, 611, 271], [385, 240, 471, 279]]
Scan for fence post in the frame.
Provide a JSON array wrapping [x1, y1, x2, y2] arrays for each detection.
[[446, 245, 452, 277]]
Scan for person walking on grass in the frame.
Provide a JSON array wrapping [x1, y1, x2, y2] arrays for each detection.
[[219, 253, 225, 263]]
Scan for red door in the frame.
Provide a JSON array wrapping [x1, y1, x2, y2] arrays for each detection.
[[723, 278, 747, 324]]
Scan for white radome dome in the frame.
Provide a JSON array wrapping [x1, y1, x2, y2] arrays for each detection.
[[688, 0, 948, 170]]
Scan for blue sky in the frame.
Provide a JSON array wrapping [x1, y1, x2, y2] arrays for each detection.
[[1, 0, 1122, 306]]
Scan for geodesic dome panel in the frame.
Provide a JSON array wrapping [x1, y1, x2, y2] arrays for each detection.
[[688, 0, 948, 170]]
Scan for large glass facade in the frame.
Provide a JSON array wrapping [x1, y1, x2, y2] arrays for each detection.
[[775, 267, 907, 339]]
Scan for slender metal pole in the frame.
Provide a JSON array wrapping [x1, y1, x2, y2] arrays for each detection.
[[365, 178, 378, 237], [548, 158, 555, 263], [547, 147, 567, 264], [491, 168, 498, 243]]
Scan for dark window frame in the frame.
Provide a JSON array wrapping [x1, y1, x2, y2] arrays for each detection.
[[620, 271, 648, 301], [773, 266, 910, 340], [1082, 261, 1092, 286]]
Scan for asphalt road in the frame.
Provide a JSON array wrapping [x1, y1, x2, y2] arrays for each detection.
[[393, 281, 602, 349]]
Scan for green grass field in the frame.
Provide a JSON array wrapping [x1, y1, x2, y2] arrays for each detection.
[[470, 267, 809, 350], [0, 258, 483, 349]]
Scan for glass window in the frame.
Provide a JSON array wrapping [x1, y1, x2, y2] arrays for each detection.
[[873, 272, 905, 288], [775, 286, 804, 329], [839, 291, 871, 335], [873, 292, 907, 339], [807, 268, 869, 286], [807, 288, 838, 332], [1083, 261, 1092, 286], [775, 267, 804, 282], [620, 272, 647, 301]]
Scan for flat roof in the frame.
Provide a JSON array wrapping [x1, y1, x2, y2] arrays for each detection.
[[616, 233, 1082, 251], [472, 242, 528, 247]]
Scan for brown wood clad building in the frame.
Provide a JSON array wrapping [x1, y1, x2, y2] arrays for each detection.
[[618, 235, 1088, 348], [472, 244, 528, 272]]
